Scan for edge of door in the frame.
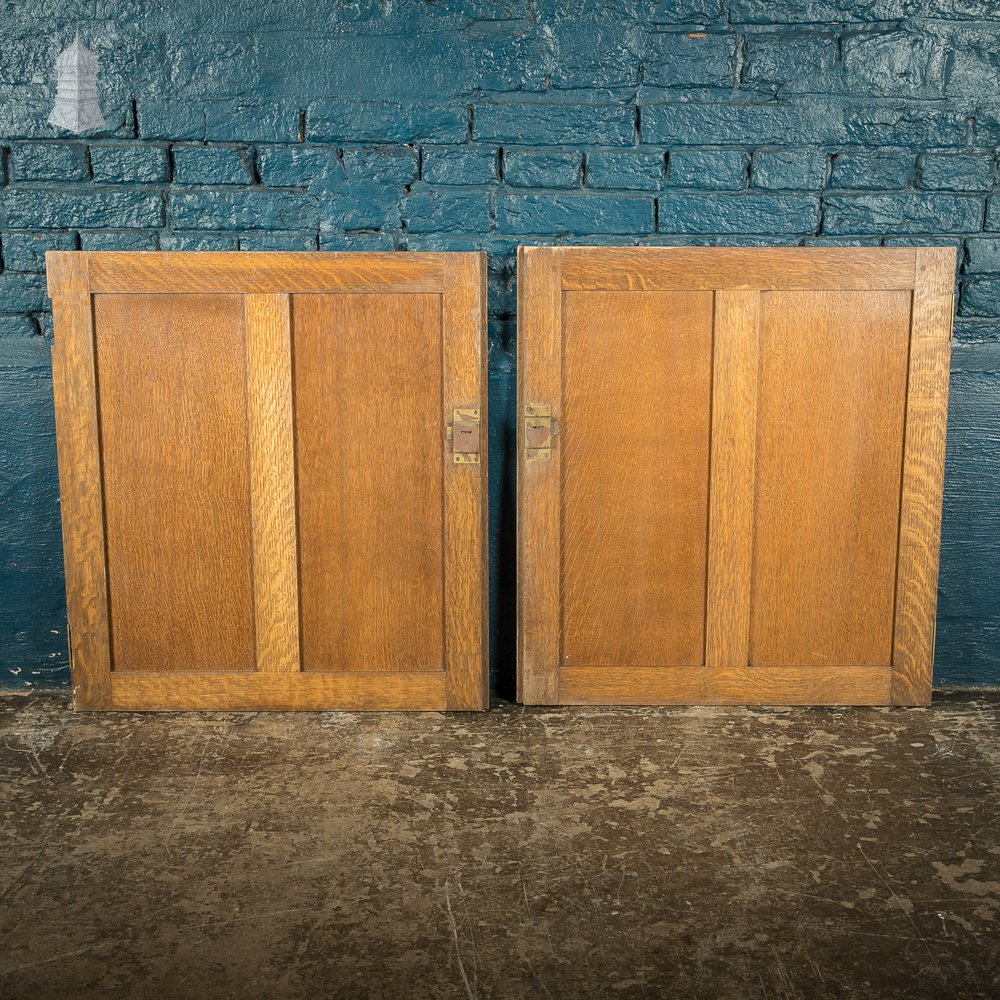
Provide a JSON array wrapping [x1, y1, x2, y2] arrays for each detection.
[[890, 246, 956, 707], [47, 251, 114, 710]]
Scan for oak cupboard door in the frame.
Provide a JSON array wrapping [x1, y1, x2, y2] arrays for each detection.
[[517, 246, 954, 707], [48, 251, 488, 712]]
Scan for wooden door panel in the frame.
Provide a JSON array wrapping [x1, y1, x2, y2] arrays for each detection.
[[293, 293, 445, 672], [561, 290, 713, 667], [750, 290, 911, 667], [519, 247, 954, 706], [49, 251, 488, 711], [94, 293, 255, 674]]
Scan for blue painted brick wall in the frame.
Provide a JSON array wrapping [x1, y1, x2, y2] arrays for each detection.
[[2, 0, 1000, 690]]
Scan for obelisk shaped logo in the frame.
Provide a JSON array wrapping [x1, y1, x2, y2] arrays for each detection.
[[49, 34, 107, 133]]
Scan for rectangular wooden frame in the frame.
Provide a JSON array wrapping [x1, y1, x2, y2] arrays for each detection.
[[517, 246, 954, 706], [48, 251, 489, 711]]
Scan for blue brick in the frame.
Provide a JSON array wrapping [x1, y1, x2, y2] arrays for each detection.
[[840, 31, 947, 99], [586, 151, 663, 190], [644, 102, 830, 146], [972, 105, 1000, 147], [0, 336, 49, 368], [650, 0, 725, 17], [844, 104, 966, 147], [751, 150, 827, 190], [404, 189, 492, 233], [140, 100, 299, 143], [548, 24, 638, 91], [475, 102, 635, 146], [668, 149, 746, 190], [647, 101, 965, 149], [89, 145, 168, 183], [0, 274, 48, 312], [0, 315, 38, 339], [173, 146, 252, 185], [159, 232, 238, 251], [920, 155, 994, 192], [309, 100, 467, 143], [732, 0, 906, 20], [824, 194, 983, 235], [8, 143, 87, 182], [0, 190, 162, 229], [658, 192, 818, 234], [257, 147, 337, 188], [342, 148, 418, 185], [961, 279, 1000, 318], [470, 33, 552, 93], [642, 32, 737, 88], [743, 33, 837, 92], [503, 150, 580, 188], [966, 239, 1000, 274], [829, 152, 914, 190], [422, 148, 498, 185], [948, 45, 1000, 100], [170, 191, 318, 231], [496, 194, 653, 235], [239, 233, 318, 251], [1, 232, 76, 272], [985, 198, 1000, 233], [952, 319, 1000, 346], [327, 183, 403, 231], [79, 231, 160, 251], [320, 231, 397, 251]]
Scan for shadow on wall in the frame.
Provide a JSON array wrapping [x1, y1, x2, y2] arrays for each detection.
[[488, 346, 517, 699]]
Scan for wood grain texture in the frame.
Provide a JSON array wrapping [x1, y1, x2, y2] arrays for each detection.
[[560, 290, 713, 667], [94, 293, 256, 673], [518, 246, 950, 706], [706, 291, 760, 669], [558, 665, 891, 706], [51, 251, 487, 711], [749, 290, 912, 667], [293, 293, 445, 673], [892, 248, 955, 705], [442, 254, 489, 710], [88, 252, 444, 294], [245, 294, 300, 673], [517, 247, 563, 704], [47, 253, 112, 709], [560, 247, 916, 291], [109, 671, 447, 711]]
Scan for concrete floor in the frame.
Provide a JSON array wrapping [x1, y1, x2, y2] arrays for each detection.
[[1, 694, 999, 1000]]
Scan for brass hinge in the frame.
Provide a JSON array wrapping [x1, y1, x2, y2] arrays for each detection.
[[446, 407, 481, 464], [524, 403, 557, 461]]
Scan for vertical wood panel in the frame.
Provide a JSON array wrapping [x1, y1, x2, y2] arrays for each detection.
[[750, 290, 911, 668], [706, 291, 760, 669], [47, 254, 112, 709], [892, 248, 955, 705], [442, 255, 489, 710], [560, 290, 714, 667], [95, 293, 256, 673], [293, 293, 445, 672], [517, 248, 563, 703], [245, 293, 300, 674]]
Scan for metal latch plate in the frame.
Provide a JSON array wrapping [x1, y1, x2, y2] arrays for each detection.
[[525, 403, 553, 461], [451, 407, 480, 464]]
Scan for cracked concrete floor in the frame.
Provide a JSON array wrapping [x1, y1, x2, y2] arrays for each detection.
[[1, 692, 999, 1000]]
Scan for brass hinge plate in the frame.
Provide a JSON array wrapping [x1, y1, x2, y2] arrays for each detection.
[[525, 403, 556, 461], [449, 407, 481, 464]]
